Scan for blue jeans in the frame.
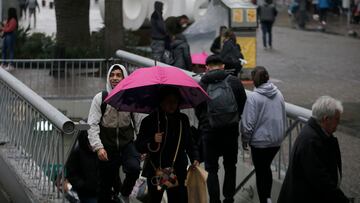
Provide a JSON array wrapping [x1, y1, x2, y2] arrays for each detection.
[[2, 32, 15, 65], [261, 21, 273, 48]]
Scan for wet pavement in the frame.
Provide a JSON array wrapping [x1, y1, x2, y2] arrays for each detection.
[[274, 2, 360, 37], [11, 0, 360, 200], [187, 7, 360, 200]]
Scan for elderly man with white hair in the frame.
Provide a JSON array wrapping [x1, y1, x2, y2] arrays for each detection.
[[277, 96, 351, 203]]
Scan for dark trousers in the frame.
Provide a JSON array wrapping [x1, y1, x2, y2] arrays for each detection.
[[251, 146, 280, 203], [261, 21, 273, 48], [319, 8, 328, 22], [150, 40, 166, 62], [202, 126, 239, 203], [146, 176, 188, 203], [98, 142, 141, 203]]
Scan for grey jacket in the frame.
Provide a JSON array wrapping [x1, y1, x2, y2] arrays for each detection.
[[241, 82, 286, 148], [87, 64, 133, 152], [258, 3, 277, 22]]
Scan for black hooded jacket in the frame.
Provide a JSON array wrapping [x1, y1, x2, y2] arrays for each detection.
[[135, 110, 200, 180], [151, 2, 167, 40], [195, 69, 247, 132], [66, 132, 99, 198]]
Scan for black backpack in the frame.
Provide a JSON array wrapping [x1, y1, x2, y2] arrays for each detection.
[[207, 76, 239, 128]]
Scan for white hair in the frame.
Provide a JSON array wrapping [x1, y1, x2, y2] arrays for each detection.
[[312, 96, 343, 121]]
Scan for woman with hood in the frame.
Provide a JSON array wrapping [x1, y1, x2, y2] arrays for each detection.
[[135, 86, 200, 203], [241, 66, 286, 203], [87, 64, 141, 203]]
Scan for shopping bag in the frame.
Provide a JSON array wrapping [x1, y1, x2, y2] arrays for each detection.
[[185, 166, 208, 203], [130, 176, 148, 202]]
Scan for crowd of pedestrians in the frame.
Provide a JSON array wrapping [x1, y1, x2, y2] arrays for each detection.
[[17, 0, 41, 28], [287, 0, 360, 29], [62, 62, 352, 203], [59, 1, 353, 203]]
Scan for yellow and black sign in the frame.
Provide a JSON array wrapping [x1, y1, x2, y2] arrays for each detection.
[[236, 36, 256, 68]]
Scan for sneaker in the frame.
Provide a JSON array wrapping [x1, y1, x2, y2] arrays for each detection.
[[4, 65, 15, 72], [118, 194, 130, 203]]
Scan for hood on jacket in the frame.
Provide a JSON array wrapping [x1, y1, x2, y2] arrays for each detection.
[[154, 1, 163, 13], [254, 82, 278, 98], [200, 69, 228, 84], [106, 64, 128, 93]]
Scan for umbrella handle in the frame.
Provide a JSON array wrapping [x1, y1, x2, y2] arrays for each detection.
[[146, 110, 161, 152], [147, 143, 160, 152]]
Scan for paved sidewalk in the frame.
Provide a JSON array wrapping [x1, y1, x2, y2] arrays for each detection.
[[274, 4, 360, 38]]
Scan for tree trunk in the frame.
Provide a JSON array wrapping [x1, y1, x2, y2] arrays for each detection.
[[54, 0, 90, 56], [104, 0, 124, 58]]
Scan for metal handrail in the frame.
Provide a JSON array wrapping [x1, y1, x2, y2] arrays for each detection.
[[0, 68, 75, 134], [0, 67, 91, 202], [0, 58, 122, 99]]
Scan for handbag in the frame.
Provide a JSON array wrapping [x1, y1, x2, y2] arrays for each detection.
[[150, 119, 182, 191], [155, 167, 179, 190]]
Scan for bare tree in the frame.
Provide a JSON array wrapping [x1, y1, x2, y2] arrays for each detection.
[[104, 0, 124, 58]]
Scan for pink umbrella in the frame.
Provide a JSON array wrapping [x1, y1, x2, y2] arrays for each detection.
[[191, 52, 208, 65], [105, 66, 209, 113]]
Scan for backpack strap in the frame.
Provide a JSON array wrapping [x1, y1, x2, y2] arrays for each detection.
[[130, 112, 137, 133], [100, 90, 108, 122], [224, 74, 232, 83]]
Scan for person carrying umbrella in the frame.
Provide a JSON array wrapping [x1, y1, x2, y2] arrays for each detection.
[[135, 86, 200, 203], [87, 64, 141, 203], [104, 66, 208, 203]]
